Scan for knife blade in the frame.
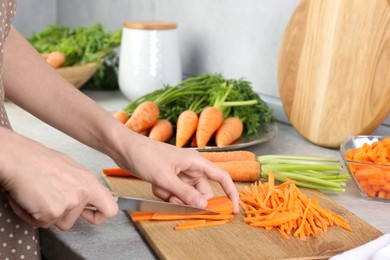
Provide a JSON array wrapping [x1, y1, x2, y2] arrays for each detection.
[[116, 195, 217, 215]]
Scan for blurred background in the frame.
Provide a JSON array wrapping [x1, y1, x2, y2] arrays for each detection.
[[12, 0, 390, 126]]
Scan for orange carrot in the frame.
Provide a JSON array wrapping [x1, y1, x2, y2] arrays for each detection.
[[175, 110, 199, 147], [46, 51, 66, 68], [174, 220, 229, 230], [113, 111, 130, 124], [239, 172, 352, 240], [190, 134, 197, 147], [344, 138, 390, 200], [149, 119, 173, 142], [41, 53, 50, 59], [131, 212, 154, 221], [215, 117, 244, 147], [102, 168, 136, 178], [200, 150, 256, 162], [214, 160, 261, 182], [151, 213, 233, 221], [125, 101, 160, 133], [130, 196, 234, 224], [196, 106, 224, 148]]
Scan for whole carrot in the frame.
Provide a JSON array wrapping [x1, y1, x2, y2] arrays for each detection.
[[214, 160, 261, 182], [113, 111, 130, 124], [175, 110, 199, 147], [125, 101, 160, 133], [149, 119, 173, 142], [46, 51, 66, 68], [196, 106, 224, 148], [200, 150, 256, 162], [215, 117, 244, 147]]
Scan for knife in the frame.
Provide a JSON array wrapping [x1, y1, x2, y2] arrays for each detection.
[[116, 195, 217, 215]]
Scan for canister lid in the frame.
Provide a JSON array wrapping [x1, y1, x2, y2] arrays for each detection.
[[123, 21, 177, 30]]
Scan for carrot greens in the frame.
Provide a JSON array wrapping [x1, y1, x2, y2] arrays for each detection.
[[122, 73, 274, 135]]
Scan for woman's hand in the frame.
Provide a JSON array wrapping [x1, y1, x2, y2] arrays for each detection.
[[0, 127, 118, 230], [113, 133, 240, 213]]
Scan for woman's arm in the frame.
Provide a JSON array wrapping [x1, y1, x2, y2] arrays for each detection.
[[2, 27, 239, 215], [3, 27, 124, 155]]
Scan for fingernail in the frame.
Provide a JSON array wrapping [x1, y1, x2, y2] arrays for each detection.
[[194, 197, 207, 208]]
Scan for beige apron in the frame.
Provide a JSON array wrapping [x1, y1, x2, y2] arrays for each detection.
[[0, 0, 41, 259]]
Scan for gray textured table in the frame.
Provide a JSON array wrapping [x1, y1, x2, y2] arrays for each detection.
[[5, 90, 390, 260]]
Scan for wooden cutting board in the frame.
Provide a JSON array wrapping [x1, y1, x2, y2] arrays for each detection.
[[103, 174, 383, 259], [278, 0, 390, 148]]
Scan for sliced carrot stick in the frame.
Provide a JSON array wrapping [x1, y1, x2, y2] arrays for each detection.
[[215, 117, 244, 147], [249, 212, 300, 227], [113, 111, 130, 124], [148, 119, 173, 142], [174, 220, 229, 230], [151, 213, 233, 221], [240, 172, 352, 240], [131, 212, 154, 221], [196, 106, 224, 148], [200, 150, 256, 162], [175, 110, 199, 147], [125, 101, 160, 133], [176, 220, 207, 227], [214, 160, 261, 182], [102, 168, 136, 178]]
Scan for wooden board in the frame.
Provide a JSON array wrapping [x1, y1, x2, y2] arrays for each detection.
[[103, 175, 383, 260], [278, 0, 390, 148]]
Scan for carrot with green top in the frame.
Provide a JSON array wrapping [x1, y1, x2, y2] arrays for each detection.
[[215, 117, 244, 147], [149, 119, 173, 142], [175, 110, 199, 147], [214, 160, 261, 182], [200, 150, 256, 162], [125, 101, 160, 133], [196, 106, 224, 148], [113, 111, 130, 124]]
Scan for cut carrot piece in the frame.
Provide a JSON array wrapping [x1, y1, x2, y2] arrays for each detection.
[[174, 220, 229, 230], [239, 172, 352, 240], [102, 168, 136, 178], [151, 213, 233, 221], [131, 212, 154, 221]]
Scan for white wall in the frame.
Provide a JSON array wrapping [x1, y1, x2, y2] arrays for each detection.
[[13, 0, 57, 36]]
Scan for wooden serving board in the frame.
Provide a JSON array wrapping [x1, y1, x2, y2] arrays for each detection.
[[278, 0, 390, 148], [103, 175, 383, 260]]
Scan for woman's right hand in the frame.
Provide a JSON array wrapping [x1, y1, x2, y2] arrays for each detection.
[[0, 127, 118, 230]]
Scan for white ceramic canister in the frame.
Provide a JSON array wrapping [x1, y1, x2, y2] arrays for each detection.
[[118, 21, 182, 100]]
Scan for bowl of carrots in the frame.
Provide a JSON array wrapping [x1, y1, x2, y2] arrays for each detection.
[[340, 135, 390, 201]]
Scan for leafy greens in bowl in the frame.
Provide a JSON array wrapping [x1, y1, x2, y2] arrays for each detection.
[[28, 23, 122, 90]]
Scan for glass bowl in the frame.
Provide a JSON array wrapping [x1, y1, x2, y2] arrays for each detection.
[[340, 135, 390, 202]]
